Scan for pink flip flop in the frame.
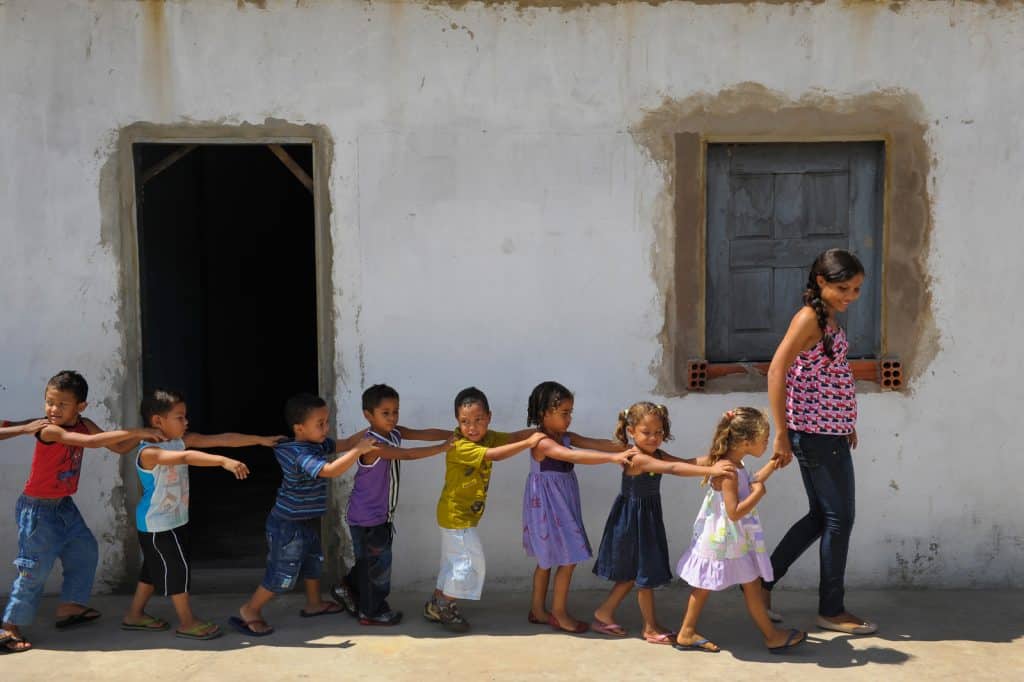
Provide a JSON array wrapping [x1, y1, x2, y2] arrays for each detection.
[[591, 619, 627, 637], [644, 631, 676, 645]]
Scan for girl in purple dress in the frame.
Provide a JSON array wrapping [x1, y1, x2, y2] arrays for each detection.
[[673, 407, 804, 654], [522, 381, 632, 634]]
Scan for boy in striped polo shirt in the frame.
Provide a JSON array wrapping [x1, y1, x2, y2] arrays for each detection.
[[231, 393, 377, 637]]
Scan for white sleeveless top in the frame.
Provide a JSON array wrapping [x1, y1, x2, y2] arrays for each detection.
[[134, 439, 189, 533]]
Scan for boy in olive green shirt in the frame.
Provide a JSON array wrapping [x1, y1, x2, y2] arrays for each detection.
[[424, 387, 544, 632]]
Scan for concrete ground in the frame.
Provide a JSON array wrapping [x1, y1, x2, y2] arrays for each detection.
[[3, 588, 1021, 681]]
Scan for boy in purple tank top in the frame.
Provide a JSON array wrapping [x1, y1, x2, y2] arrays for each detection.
[[330, 384, 452, 626]]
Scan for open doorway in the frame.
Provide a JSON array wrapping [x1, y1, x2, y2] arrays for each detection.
[[133, 143, 319, 568]]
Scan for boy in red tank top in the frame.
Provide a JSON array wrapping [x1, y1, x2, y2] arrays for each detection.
[[0, 371, 162, 654]]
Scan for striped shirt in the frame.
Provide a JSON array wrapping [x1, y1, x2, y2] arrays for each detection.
[[271, 438, 334, 520]]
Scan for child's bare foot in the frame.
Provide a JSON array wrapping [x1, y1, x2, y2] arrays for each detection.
[[1, 624, 33, 653], [766, 627, 806, 652], [236, 604, 273, 634], [674, 631, 720, 652], [591, 610, 626, 636], [120, 614, 170, 631], [642, 623, 676, 642], [548, 612, 588, 634], [529, 608, 551, 624]]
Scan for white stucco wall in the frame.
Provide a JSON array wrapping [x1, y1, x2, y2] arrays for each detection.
[[1, 0, 1021, 597]]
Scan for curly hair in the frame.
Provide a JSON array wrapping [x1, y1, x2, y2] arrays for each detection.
[[614, 402, 673, 446]]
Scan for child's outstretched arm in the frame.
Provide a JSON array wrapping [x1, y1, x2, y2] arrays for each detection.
[[0, 418, 50, 441], [184, 432, 287, 449], [335, 428, 370, 451], [533, 437, 631, 466], [320, 437, 379, 478], [374, 434, 456, 462], [567, 432, 623, 453], [629, 453, 736, 480], [396, 426, 452, 441], [483, 431, 547, 462], [721, 463, 778, 522], [139, 447, 250, 479], [40, 421, 165, 452]]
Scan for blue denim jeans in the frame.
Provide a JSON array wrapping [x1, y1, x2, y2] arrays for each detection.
[[764, 432, 855, 617], [3, 495, 99, 625], [261, 513, 323, 593], [346, 523, 394, 617]]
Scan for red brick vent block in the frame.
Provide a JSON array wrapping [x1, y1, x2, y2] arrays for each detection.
[[687, 359, 708, 391], [879, 357, 903, 391]]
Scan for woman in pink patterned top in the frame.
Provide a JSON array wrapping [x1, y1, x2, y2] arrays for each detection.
[[761, 249, 878, 636]]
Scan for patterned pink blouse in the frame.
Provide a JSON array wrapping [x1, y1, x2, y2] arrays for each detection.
[[785, 326, 857, 435]]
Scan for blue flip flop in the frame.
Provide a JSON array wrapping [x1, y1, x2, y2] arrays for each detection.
[[769, 628, 806, 654], [228, 616, 275, 637], [671, 638, 720, 653]]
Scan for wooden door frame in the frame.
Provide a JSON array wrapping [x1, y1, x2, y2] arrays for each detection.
[[113, 123, 336, 579]]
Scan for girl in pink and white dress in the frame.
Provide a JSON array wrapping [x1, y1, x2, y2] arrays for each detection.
[[674, 408, 805, 654]]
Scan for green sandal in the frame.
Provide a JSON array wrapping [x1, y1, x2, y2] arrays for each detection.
[[175, 621, 223, 640], [120, 615, 170, 632]]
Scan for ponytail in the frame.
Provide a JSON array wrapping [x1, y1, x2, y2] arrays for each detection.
[[614, 409, 630, 445], [702, 407, 770, 486]]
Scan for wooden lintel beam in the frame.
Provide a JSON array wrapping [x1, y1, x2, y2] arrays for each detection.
[[267, 144, 314, 194], [140, 144, 198, 186]]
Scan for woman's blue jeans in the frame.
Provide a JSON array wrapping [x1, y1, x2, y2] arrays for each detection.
[[763, 431, 855, 617]]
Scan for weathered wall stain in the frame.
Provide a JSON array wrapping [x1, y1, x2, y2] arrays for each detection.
[[140, 0, 174, 117], [629, 83, 938, 395], [419, 0, 1021, 12], [889, 537, 942, 586]]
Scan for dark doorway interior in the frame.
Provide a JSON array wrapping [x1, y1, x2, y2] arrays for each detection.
[[135, 143, 318, 567]]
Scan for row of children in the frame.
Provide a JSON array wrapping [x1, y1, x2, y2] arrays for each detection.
[[0, 372, 798, 655], [1, 247, 874, 655]]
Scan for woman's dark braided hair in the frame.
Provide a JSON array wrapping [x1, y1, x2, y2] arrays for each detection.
[[527, 381, 574, 426], [803, 248, 865, 359]]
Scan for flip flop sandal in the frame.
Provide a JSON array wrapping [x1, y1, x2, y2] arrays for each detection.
[[816, 615, 877, 635], [228, 616, 275, 637], [300, 602, 345, 618], [644, 632, 676, 645], [590, 619, 627, 637], [120, 615, 170, 631], [527, 612, 547, 625], [671, 638, 720, 653], [547, 615, 589, 634], [176, 621, 223, 641], [0, 634, 33, 654], [56, 607, 101, 629], [769, 628, 807, 654]]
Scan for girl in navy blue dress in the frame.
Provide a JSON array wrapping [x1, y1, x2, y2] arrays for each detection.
[[591, 402, 736, 643]]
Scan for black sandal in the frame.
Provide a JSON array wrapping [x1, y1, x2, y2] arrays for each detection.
[[0, 634, 33, 654], [55, 607, 101, 629]]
